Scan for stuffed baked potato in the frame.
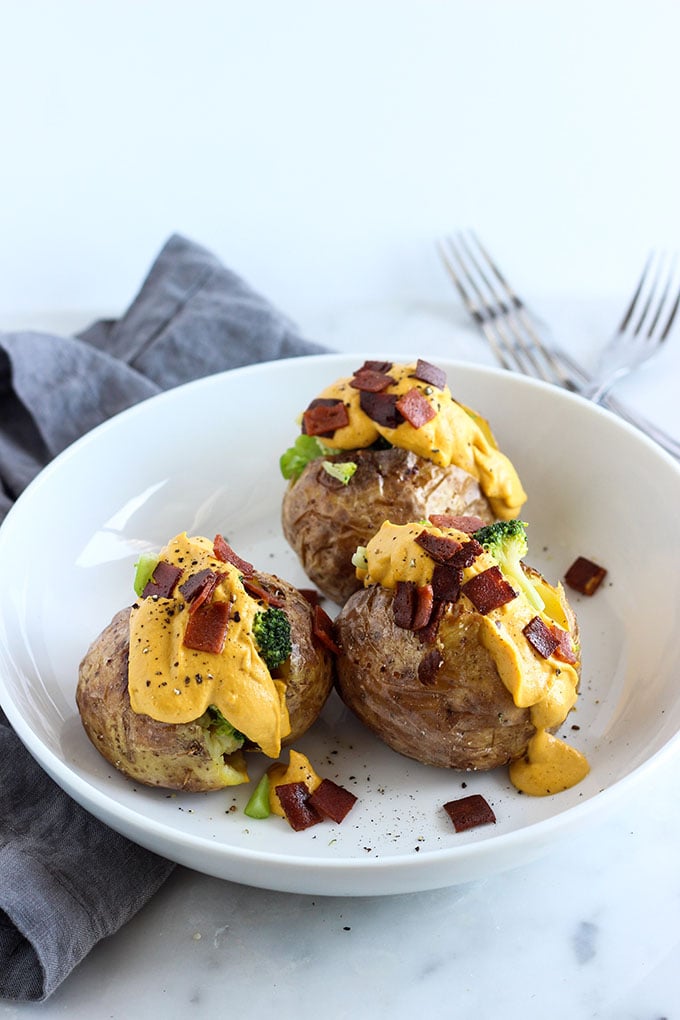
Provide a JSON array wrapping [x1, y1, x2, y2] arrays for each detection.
[[281, 359, 527, 605], [334, 518, 589, 794], [77, 533, 335, 792]]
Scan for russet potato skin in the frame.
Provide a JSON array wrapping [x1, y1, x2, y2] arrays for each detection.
[[334, 575, 579, 772], [281, 447, 494, 606], [76, 571, 334, 791]]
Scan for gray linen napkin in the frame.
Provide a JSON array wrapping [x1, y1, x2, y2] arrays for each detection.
[[0, 234, 328, 1001]]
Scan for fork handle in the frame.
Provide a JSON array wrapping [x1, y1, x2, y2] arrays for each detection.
[[554, 350, 680, 459], [599, 392, 680, 459]]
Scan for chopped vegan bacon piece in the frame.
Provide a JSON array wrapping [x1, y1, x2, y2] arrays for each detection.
[[307, 778, 358, 823], [358, 359, 393, 374], [418, 599, 446, 645], [412, 583, 435, 630], [179, 568, 224, 614], [349, 368, 395, 392], [242, 577, 285, 608], [313, 604, 341, 655], [415, 530, 462, 563], [431, 562, 462, 603], [183, 600, 231, 654], [443, 794, 496, 833], [450, 539, 484, 569], [298, 588, 320, 606], [429, 514, 487, 534], [412, 358, 447, 390], [302, 399, 350, 437], [275, 782, 323, 831], [141, 560, 183, 599], [395, 387, 437, 429], [461, 566, 517, 614], [359, 390, 404, 429], [393, 580, 416, 629], [564, 556, 607, 596], [213, 534, 254, 576], [549, 624, 578, 664], [523, 616, 560, 659]]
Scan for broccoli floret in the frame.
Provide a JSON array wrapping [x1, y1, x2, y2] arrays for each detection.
[[252, 607, 292, 671], [473, 519, 545, 613]]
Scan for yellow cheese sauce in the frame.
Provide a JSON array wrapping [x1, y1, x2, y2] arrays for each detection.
[[267, 749, 322, 818], [358, 520, 589, 796], [128, 533, 290, 759], [312, 362, 527, 519]]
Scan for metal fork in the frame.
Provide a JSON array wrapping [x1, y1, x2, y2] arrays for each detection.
[[438, 233, 680, 459]]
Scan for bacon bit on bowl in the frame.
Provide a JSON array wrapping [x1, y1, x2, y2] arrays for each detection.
[[307, 778, 358, 823], [395, 387, 437, 429], [275, 782, 323, 831], [522, 616, 560, 659], [141, 561, 183, 599], [461, 566, 517, 615], [412, 358, 447, 390], [183, 600, 231, 655], [443, 793, 496, 833], [302, 399, 350, 437], [564, 556, 607, 596]]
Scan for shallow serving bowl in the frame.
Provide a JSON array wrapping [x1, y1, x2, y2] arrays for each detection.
[[1, 353, 679, 896]]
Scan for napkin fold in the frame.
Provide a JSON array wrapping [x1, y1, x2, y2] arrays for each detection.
[[0, 234, 328, 1001]]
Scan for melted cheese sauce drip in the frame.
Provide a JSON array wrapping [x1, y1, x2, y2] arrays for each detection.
[[128, 533, 290, 759], [359, 521, 589, 795], [314, 362, 527, 519]]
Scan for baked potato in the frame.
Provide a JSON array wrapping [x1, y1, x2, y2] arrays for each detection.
[[77, 534, 335, 792], [334, 518, 587, 790], [280, 358, 527, 605], [282, 446, 493, 605]]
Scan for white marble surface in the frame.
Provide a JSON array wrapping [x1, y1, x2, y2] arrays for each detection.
[[2, 1, 680, 1015]]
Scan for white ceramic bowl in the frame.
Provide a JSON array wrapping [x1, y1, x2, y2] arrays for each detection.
[[1, 354, 679, 896]]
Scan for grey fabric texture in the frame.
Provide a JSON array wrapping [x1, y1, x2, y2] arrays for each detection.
[[0, 234, 328, 1001]]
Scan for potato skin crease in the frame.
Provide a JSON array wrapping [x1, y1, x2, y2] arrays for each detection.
[[334, 584, 537, 771], [281, 447, 493, 606], [77, 571, 334, 791]]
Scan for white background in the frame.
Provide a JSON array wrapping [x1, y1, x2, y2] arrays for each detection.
[[1, 0, 679, 328]]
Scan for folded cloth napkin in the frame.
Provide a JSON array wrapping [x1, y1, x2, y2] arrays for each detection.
[[0, 234, 329, 1001]]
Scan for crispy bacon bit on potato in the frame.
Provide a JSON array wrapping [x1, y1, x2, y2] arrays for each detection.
[[413, 358, 447, 390], [431, 562, 462, 603], [549, 624, 578, 664], [307, 778, 358, 823], [443, 793, 496, 832], [275, 781, 323, 831], [412, 583, 435, 630], [213, 534, 254, 576], [522, 616, 560, 659], [564, 556, 607, 596], [359, 359, 393, 374], [395, 386, 437, 429], [461, 566, 517, 615], [359, 390, 404, 429], [242, 577, 285, 608], [312, 604, 341, 655], [141, 561, 183, 599], [428, 513, 487, 534], [179, 568, 224, 615], [349, 368, 395, 392], [302, 399, 350, 437], [450, 539, 484, 568], [182, 600, 231, 655], [415, 530, 463, 563], [393, 580, 417, 629]]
